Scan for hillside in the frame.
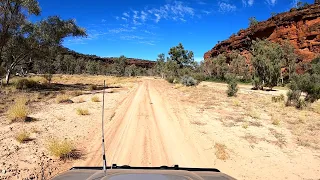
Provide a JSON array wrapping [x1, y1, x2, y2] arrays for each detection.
[[204, 3, 320, 63], [60, 48, 156, 69]]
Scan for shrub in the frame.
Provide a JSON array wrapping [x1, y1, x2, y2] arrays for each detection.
[[89, 84, 98, 91], [272, 94, 285, 103], [214, 143, 229, 160], [181, 76, 197, 86], [252, 77, 262, 90], [91, 96, 100, 102], [43, 74, 53, 84], [271, 115, 281, 126], [166, 77, 175, 84], [47, 138, 74, 159], [56, 94, 72, 104], [76, 108, 89, 115], [69, 90, 83, 97], [226, 76, 238, 97], [15, 78, 39, 90], [15, 131, 31, 143], [7, 98, 29, 122]]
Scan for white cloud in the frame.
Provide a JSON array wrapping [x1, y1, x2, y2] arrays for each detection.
[[108, 28, 131, 34], [218, 2, 236, 13], [265, 0, 277, 6], [115, 16, 119, 20], [141, 11, 147, 22], [120, 35, 144, 40], [121, 17, 127, 21], [291, 0, 299, 7], [123, 12, 130, 18], [248, 0, 254, 6], [144, 1, 194, 23], [242, 0, 254, 7], [202, 10, 211, 15]]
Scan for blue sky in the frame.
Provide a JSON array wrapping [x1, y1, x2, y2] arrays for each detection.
[[33, 0, 314, 61]]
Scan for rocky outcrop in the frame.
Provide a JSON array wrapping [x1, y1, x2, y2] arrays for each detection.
[[204, 4, 320, 63]]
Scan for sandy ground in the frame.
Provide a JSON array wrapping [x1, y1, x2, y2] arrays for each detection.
[[1, 77, 320, 179]]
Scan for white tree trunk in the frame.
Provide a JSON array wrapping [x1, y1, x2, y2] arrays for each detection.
[[5, 69, 11, 85]]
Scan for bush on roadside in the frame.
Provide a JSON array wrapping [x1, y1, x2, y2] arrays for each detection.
[[226, 76, 238, 97], [89, 84, 98, 91], [181, 76, 197, 86], [47, 138, 74, 159], [15, 78, 39, 90], [15, 131, 31, 143], [91, 96, 100, 102], [272, 94, 285, 103], [7, 98, 29, 123], [76, 108, 89, 115], [56, 94, 73, 103], [166, 76, 175, 84]]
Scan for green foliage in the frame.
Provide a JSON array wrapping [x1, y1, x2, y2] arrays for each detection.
[[0, 1, 87, 84], [249, 17, 259, 27], [86, 61, 100, 75], [289, 74, 320, 103], [168, 43, 195, 69], [113, 55, 127, 76], [281, 41, 297, 81], [166, 76, 175, 84], [296, 1, 309, 9], [229, 51, 251, 81], [181, 76, 197, 86], [226, 75, 238, 97], [251, 40, 284, 89], [155, 53, 166, 78]]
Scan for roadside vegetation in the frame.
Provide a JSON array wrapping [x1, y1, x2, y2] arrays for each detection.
[[47, 138, 75, 159]]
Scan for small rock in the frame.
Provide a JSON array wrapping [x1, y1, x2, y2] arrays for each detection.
[[2, 169, 6, 174]]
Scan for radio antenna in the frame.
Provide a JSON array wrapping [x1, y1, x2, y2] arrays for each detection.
[[101, 80, 107, 172]]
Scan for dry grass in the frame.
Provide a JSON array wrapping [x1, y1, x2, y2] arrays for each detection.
[[91, 95, 100, 102], [247, 109, 260, 119], [174, 84, 184, 89], [311, 102, 320, 114], [51, 74, 137, 86], [56, 94, 72, 103], [7, 97, 29, 123], [76, 108, 89, 115], [232, 99, 241, 107], [271, 115, 281, 126], [15, 131, 31, 143], [190, 120, 207, 126], [46, 138, 74, 159], [68, 90, 83, 97], [242, 122, 249, 129], [214, 143, 229, 160]]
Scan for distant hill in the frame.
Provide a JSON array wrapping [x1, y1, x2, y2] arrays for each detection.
[[59, 47, 156, 69]]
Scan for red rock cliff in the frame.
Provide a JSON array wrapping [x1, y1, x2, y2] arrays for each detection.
[[204, 4, 320, 62]]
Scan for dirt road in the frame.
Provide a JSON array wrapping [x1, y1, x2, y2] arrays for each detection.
[[2, 76, 318, 179], [80, 79, 214, 167], [74, 78, 320, 180]]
